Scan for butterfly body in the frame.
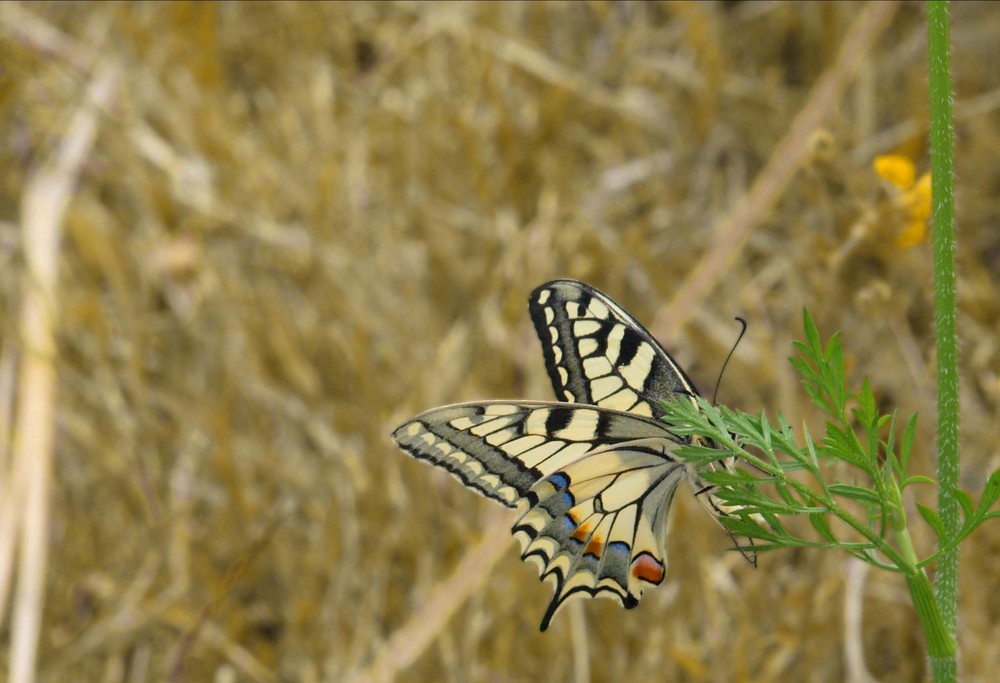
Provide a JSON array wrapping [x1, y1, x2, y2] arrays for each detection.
[[392, 280, 732, 630]]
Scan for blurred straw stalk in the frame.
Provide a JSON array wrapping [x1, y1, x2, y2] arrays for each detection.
[[0, 27, 119, 683]]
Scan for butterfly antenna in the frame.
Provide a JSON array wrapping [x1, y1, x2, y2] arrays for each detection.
[[712, 317, 748, 405]]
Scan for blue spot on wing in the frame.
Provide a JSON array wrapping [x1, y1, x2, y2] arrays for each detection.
[[542, 472, 575, 512]]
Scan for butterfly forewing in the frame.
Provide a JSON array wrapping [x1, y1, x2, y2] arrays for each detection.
[[529, 279, 700, 419], [392, 402, 672, 506]]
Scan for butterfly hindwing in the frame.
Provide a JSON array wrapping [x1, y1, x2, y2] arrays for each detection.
[[529, 279, 700, 419], [514, 436, 688, 630]]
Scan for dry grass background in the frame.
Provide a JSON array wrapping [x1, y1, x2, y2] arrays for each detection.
[[0, 2, 999, 682]]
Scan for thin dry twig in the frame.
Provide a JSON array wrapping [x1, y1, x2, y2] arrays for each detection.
[[167, 516, 282, 683], [844, 558, 877, 683], [568, 600, 591, 683], [5, 59, 119, 683], [0, 1, 99, 68], [0, 345, 19, 620], [653, 0, 900, 343]]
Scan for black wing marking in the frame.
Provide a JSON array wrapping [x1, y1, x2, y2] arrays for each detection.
[[529, 279, 700, 419]]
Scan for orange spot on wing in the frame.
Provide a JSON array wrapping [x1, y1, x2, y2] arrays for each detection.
[[630, 552, 665, 584], [584, 536, 603, 558], [571, 518, 591, 543]]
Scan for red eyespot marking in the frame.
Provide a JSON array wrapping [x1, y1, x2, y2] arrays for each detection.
[[584, 536, 603, 559], [571, 521, 592, 543], [630, 552, 665, 584]]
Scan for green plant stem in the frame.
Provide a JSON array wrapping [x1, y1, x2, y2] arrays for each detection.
[[927, 0, 959, 661], [905, 572, 957, 669], [894, 524, 920, 570]]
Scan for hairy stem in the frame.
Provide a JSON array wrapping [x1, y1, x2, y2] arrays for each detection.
[[927, 0, 959, 654]]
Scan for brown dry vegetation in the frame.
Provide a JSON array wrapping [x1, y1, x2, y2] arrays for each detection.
[[1, 2, 999, 682]]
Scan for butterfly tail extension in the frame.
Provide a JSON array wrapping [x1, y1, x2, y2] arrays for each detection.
[[691, 458, 760, 567]]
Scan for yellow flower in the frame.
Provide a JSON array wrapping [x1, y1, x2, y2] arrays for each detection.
[[873, 154, 931, 248], [874, 155, 916, 189]]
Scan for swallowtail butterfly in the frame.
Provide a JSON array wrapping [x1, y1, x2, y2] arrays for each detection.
[[392, 279, 737, 631]]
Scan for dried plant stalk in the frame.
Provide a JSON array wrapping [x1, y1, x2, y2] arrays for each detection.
[[654, 0, 900, 343], [351, 510, 515, 683], [5, 62, 119, 683]]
